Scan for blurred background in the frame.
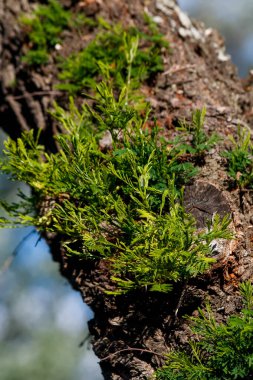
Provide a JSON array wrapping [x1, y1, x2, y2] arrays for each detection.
[[179, 0, 253, 76], [0, 1, 252, 379]]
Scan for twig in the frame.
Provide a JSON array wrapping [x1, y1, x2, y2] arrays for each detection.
[[162, 64, 195, 76], [167, 78, 195, 86], [0, 256, 14, 276], [11, 90, 62, 100], [6, 95, 30, 131], [174, 281, 188, 319], [79, 332, 91, 347], [100, 346, 166, 362], [0, 229, 36, 278], [35, 234, 42, 247]]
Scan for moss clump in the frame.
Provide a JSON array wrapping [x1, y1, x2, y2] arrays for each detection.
[[20, 0, 90, 65], [57, 20, 169, 94]]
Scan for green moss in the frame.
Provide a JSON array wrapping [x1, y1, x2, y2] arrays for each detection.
[[57, 21, 169, 94], [20, 0, 89, 66]]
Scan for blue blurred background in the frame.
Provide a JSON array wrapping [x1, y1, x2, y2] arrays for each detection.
[[180, 0, 253, 76], [0, 1, 252, 379]]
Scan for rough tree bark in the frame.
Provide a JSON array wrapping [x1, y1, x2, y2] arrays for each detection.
[[1, 0, 253, 379]]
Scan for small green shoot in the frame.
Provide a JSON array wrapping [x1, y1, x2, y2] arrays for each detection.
[[175, 108, 219, 156], [223, 126, 253, 188]]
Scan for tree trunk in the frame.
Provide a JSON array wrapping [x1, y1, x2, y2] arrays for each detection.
[[1, 0, 253, 379]]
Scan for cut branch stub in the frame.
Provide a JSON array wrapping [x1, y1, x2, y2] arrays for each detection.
[[184, 180, 232, 228], [184, 180, 235, 261]]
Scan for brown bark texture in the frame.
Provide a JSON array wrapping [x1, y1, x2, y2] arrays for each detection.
[[1, 0, 253, 379]]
